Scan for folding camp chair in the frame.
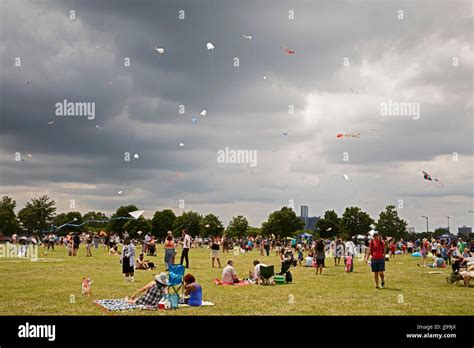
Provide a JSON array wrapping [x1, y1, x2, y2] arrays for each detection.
[[168, 264, 185, 296], [166, 264, 186, 307], [259, 265, 275, 285]]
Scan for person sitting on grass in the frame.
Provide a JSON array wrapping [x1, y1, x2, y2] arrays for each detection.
[[136, 253, 155, 270], [459, 257, 474, 287], [109, 245, 118, 255], [417, 253, 446, 268], [128, 272, 168, 306], [249, 260, 267, 284], [305, 252, 313, 267], [222, 260, 240, 284], [462, 247, 472, 259], [183, 273, 202, 306]]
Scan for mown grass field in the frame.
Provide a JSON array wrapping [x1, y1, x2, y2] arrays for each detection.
[[0, 244, 472, 316]]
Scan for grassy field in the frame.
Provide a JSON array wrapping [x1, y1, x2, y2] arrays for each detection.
[[0, 244, 472, 316]]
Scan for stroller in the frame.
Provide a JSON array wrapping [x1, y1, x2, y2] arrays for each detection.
[[276, 261, 293, 283]]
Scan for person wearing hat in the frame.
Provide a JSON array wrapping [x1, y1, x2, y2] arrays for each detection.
[[368, 232, 386, 289], [128, 272, 168, 306]]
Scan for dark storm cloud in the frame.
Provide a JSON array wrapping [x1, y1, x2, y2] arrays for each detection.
[[0, 0, 472, 232]]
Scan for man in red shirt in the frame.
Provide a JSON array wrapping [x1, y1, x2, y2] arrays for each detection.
[[369, 232, 386, 289]]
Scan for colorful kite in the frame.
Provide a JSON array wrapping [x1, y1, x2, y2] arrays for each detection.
[[282, 45, 295, 55], [422, 171, 444, 186], [336, 133, 360, 138]]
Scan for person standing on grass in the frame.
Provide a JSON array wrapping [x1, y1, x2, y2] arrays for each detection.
[[345, 239, 356, 272], [121, 237, 135, 282], [389, 240, 396, 259], [420, 238, 428, 266], [211, 237, 221, 268], [264, 238, 270, 256], [334, 237, 344, 267], [86, 233, 93, 257], [368, 232, 386, 289], [164, 232, 175, 271], [180, 229, 191, 268], [314, 238, 325, 275], [73, 232, 80, 256]]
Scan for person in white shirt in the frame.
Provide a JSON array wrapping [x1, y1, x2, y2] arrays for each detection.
[[222, 260, 239, 284], [250, 260, 267, 284], [180, 229, 191, 268]]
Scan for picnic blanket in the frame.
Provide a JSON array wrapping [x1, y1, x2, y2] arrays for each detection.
[[94, 299, 214, 311], [94, 299, 156, 311], [214, 279, 252, 286]]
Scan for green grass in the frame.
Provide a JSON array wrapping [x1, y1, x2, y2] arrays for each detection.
[[0, 244, 472, 316]]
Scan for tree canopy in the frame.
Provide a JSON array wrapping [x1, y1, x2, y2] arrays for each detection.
[[339, 206, 374, 238], [18, 195, 56, 233], [261, 207, 304, 238], [227, 215, 249, 238], [375, 205, 408, 239]]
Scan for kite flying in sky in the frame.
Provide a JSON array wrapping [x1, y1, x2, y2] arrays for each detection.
[[282, 44, 295, 55], [422, 171, 444, 186]]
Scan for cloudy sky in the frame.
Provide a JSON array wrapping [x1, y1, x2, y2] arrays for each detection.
[[1, 0, 472, 232]]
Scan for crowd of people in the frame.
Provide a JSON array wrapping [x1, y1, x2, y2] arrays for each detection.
[[5, 229, 473, 308]]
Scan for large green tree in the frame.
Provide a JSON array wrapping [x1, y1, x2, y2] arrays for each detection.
[[151, 209, 177, 240], [123, 217, 152, 237], [261, 207, 304, 238], [316, 210, 341, 238], [339, 206, 374, 238], [17, 195, 56, 233], [108, 205, 139, 234], [0, 196, 20, 235], [82, 211, 109, 232], [375, 205, 408, 239], [53, 211, 83, 234], [201, 213, 224, 238], [227, 215, 249, 238], [173, 211, 203, 237]]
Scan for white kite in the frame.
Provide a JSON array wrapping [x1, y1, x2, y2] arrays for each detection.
[[242, 34, 252, 40], [154, 46, 165, 54], [206, 42, 215, 50], [48, 121, 55, 125], [200, 110, 207, 117], [343, 174, 351, 181], [179, 143, 184, 147], [117, 190, 123, 195], [128, 210, 145, 219]]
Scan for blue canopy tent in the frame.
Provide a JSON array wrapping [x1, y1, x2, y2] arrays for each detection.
[[297, 232, 314, 244]]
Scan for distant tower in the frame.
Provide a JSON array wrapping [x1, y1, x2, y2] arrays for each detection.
[[301, 205, 309, 219]]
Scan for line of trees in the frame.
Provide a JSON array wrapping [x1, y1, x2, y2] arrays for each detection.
[[1, 195, 457, 241]]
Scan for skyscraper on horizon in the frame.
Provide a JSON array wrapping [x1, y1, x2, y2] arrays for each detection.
[[301, 205, 309, 219]]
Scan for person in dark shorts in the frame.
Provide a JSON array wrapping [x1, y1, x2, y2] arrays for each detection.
[[73, 232, 80, 256], [369, 232, 386, 289], [314, 238, 325, 275]]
